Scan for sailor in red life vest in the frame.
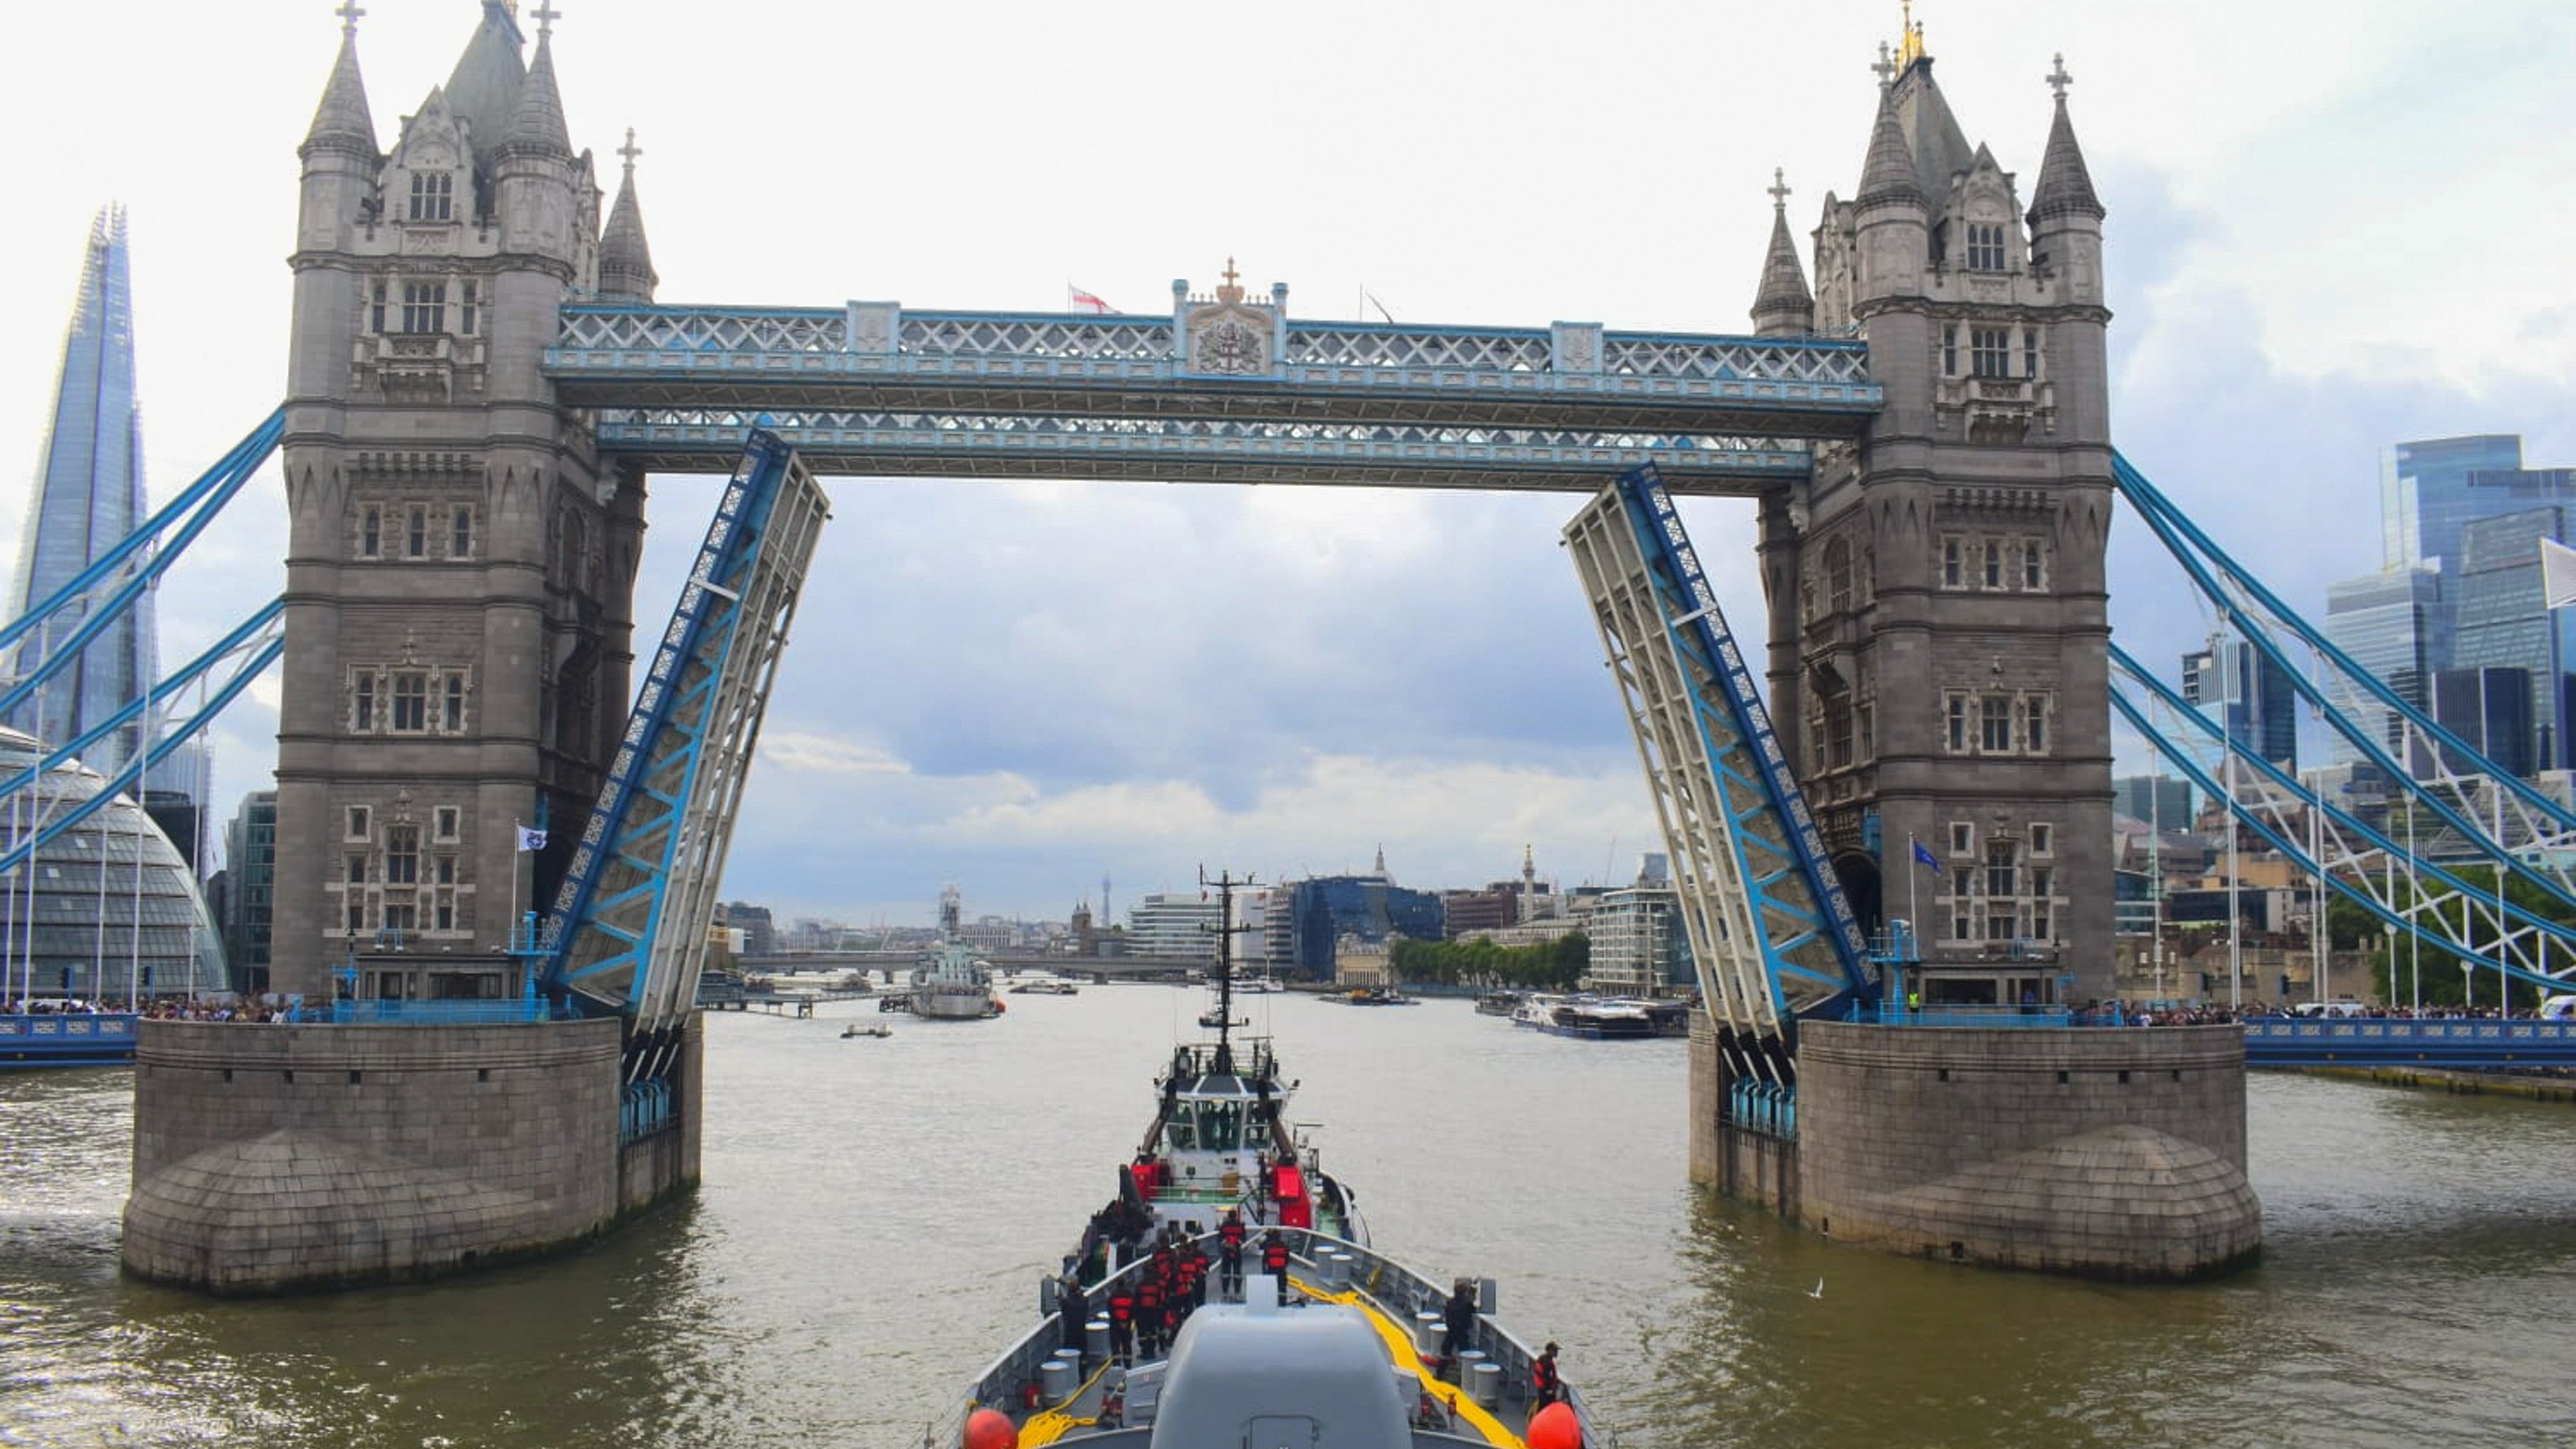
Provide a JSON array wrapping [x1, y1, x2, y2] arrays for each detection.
[[1218, 1210, 1247, 1301], [1106, 1285, 1136, 1364], [1135, 1273, 1167, 1359], [1530, 1341, 1564, 1412], [1260, 1228, 1291, 1305]]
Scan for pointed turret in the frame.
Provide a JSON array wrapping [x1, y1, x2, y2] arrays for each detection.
[[2028, 69, 2105, 224], [598, 129, 659, 302], [1857, 87, 1922, 209], [502, 31, 573, 159], [301, 29, 377, 160], [1750, 168, 1815, 337], [445, 0, 528, 162]]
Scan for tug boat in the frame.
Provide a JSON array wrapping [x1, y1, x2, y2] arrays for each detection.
[[940, 875, 1609, 1449]]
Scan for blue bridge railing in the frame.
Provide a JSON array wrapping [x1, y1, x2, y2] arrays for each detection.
[[2243, 1016, 2576, 1068], [1845, 1002, 2075, 1029], [306, 1000, 559, 1026]]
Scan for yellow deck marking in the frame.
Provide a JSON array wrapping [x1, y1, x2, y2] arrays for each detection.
[[1288, 1276, 1523, 1448]]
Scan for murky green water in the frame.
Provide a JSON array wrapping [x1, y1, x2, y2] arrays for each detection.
[[6, 991, 2575, 1447]]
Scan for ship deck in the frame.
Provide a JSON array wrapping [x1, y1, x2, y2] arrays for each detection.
[[950, 1233, 1608, 1449]]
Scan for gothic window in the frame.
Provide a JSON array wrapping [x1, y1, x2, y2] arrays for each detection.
[[1971, 327, 2012, 378], [1946, 694, 1968, 753], [2022, 538, 2046, 590], [1983, 539, 2003, 589], [459, 281, 478, 335], [385, 827, 419, 886], [435, 897, 457, 932], [1980, 695, 2013, 752], [345, 854, 366, 885], [2031, 898, 2052, 942], [1942, 536, 1963, 588], [391, 672, 429, 732], [442, 674, 466, 731], [435, 854, 456, 885], [451, 506, 474, 558], [1950, 822, 1974, 856], [2030, 823, 2053, 856], [2024, 696, 2050, 753], [406, 506, 428, 558], [352, 672, 376, 732], [433, 807, 459, 841], [369, 281, 387, 333], [2023, 328, 2040, 378], [400, 281, 447, 334], [1966, 222, 2007, 273], [1825, 538, 1853, 613], [1985, 841, 2018, 901], [408, 172, 453, 223], [346, 805, 371, 840], [346, 899, 368, 932], [1825, 696, 1854, 769], [1857, 702, 1875, 761], [381, 901, 418, 933], [1942, 324, 1959, 375], [359, 506, 381, 558]]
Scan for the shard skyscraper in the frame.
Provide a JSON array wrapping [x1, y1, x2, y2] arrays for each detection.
[[11, 206, 204, 859]]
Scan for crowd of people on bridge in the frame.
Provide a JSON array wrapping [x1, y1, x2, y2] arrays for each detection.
[[2074, 1000, 2563, 1026], [3, 996, 126, 1015]]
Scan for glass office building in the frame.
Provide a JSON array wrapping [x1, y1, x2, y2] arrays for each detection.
[[2449, 506, 2576, 771], [2181, 639, 2299, 769], [10, 206, 194, 807], [2324, 567, 2450, 767], [0, 727, 226, 1002], [1279, 875, 1445, 980], [2380, 435, 2541, 572]]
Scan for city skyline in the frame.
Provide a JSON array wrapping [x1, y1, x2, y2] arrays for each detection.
[[3, 1, 2571, 925]]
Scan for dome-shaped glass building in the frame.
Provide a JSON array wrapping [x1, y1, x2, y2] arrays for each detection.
[[0, 727, 225, 1002]]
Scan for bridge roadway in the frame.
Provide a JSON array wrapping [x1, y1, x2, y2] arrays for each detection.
[[2241, 1014, 2576, 1068], [542, 302, 1877, 491]]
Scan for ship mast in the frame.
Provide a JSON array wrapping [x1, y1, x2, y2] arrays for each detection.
[[1200, 867, 1254, 1075]]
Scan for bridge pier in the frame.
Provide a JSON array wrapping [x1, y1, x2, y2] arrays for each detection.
[[1692, 1013, 2262, 1280], [120, 1015, 700, 1295]]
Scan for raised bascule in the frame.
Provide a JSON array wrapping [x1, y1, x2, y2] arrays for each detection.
[[43, 5, 2569, 1290]]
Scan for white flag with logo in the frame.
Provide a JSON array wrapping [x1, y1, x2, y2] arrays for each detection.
[[515, 825, 548, 852], [2543, 536, 2576, 610]]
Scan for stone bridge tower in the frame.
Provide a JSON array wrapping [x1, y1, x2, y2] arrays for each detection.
[[1755, 43, 2114, 997], [274, 5, 656, 996]]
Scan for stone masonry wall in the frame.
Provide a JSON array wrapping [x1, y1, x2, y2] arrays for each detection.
[[1795, 1022, 2260, 1279], [123, 1017, 696, 1294]]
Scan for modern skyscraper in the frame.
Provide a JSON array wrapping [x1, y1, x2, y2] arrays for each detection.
[[2324, 566, 2449, 766], [2450, 505, 2576, 771], [2377, 435, 2576, 576], [11, 206, 188, 803], [2181, 639, 2298, 770]]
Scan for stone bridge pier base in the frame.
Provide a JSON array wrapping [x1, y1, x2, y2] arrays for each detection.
[[121, 1015, 701, 1295], [1692, 1013, 2262, 1280]]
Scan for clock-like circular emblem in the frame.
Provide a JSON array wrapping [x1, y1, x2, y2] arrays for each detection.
[[1198, 321, 1263, 375]]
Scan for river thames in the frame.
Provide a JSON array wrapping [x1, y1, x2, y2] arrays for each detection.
[[6, 989, 2575, 1448]]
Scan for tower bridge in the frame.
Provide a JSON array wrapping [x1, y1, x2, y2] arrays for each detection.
[[72, 5, 2570, 1293]]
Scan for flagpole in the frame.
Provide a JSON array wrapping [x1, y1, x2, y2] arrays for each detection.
[[1907, 832, 1920, 958], [510, 818, 522, 954]]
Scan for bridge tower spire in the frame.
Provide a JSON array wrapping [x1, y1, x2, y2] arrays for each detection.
[[272, 4, 647, 998], [1767, 43, 2116, 996]]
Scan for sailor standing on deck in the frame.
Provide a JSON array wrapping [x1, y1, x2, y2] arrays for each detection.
[[1218, 1209, 1247, 1301], [1531, 1341, 1564, 1413], [1136, 1271, 1167, 1359], [1107, 1282, 1137, 1364], [1440, 1279, 1477, 1375], [1261, 1228, 1291, 1305], [1059, 1269, 1089, 1362]]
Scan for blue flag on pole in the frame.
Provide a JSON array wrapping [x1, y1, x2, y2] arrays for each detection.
[[1910, 837, 1942, 875]]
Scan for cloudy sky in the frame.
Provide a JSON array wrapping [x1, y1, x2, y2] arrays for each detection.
[[3, 1, 2571, 927]]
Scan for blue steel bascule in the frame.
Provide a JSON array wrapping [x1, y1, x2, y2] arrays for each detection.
[[536, 431, 828, 1137]]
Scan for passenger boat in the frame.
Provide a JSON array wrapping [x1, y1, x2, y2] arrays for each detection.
[[940, 874, 1610, 1448], [842, 1022, 892, 1039], [910, 885, 1002, 1020], [1327, 986, 1415, 1006], [1511, 994, 1654, 1040], [1473, 990, 1523, 1018], [1012, 976, 1083, 996]]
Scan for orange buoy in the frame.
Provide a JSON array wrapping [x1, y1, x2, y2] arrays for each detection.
[[1527, 1401, 1582, 1449], [963, 1406, 1018, 1449]]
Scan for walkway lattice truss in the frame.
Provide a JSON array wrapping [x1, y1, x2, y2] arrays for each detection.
[[1563, 466, 1869, 1040], [543, 433, 830, 1037]]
